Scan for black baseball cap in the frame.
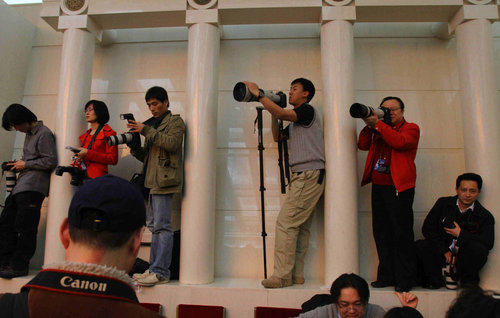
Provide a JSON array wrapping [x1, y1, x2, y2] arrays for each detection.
[[68, 175, 146, 232]]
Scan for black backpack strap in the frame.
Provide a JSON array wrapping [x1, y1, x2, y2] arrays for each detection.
[[0, 290, 30, 318]]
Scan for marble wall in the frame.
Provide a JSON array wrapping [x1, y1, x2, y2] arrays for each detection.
[[6, 4, 500, 282]]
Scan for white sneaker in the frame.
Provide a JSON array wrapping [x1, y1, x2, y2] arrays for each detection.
[[132, 269, 150, 280], [136, 271, 169, 287]]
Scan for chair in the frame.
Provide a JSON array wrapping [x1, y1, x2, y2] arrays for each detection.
[[177, 304, 225, 318], [255, 306, 302, 318], [140, 302, 163, 315]]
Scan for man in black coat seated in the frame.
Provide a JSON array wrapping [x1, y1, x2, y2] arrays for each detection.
[[416, 173, 495, 289]]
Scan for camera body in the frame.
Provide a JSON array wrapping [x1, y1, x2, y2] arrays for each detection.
[[1, 161, 17, 192], [120, 113, 135, 122], [55, 165, 86, 186], [107, 113, 141, 147], [440, 216, 456, 229], [349, 103, 392, 125]]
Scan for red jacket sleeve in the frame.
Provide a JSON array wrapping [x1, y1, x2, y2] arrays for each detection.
[[358, 126, 373, 151]]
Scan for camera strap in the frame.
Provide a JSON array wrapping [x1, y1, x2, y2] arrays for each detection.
[[81, 124, 104, 150]]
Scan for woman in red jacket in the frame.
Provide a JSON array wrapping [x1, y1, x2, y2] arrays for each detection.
[[75, 100, 118, 179]]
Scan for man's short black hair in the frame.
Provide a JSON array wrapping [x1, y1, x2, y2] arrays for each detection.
[[2, 104, 37, 131], [145, 86, 169, 103], [330, 273, 370, 305], [85, 100, 110, 125], [456, 172, 483, 191], [69, 224, 137, 250], [380, 96, 405, 111], [291, 78, 315, 102]]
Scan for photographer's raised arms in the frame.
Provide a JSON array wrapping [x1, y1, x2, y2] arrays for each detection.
[[356, 96, 420, 292], [0, 104, 57, 279], [126, 86, 185, 287], [242, 79, 325, 288]]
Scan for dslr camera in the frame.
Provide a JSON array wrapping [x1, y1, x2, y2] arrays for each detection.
[[55, 165, 87, 186], [1, 161, 17, 192], [349, 103, 391, 125], [440, 216, 456, 229], [107, 113, 141, 148]]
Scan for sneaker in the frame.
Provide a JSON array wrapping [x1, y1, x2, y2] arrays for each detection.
[[261, 276, 292, 288], [132, 269, 150, 280], [136, 271, 169, 287]]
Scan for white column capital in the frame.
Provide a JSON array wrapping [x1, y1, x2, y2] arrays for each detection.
[[321, 6, 356, 23], [449, 5, 499, 34], [186, 9, 219, 26], [57, 15, 102, 41]]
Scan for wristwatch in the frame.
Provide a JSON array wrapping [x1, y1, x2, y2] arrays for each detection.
[[257, 89, 265, 100]]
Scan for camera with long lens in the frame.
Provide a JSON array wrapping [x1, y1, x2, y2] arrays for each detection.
[[349, 103, 391, 125], [233, 82, 287, 108], [55, 165, 87, 186], [106, 113, 141, 147], [1, 161, 17, 192]]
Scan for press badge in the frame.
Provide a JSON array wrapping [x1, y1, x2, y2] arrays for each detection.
[[374, 158, 390, 173]]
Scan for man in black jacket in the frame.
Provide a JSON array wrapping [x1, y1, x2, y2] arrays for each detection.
[[416, 173, 495, 289]]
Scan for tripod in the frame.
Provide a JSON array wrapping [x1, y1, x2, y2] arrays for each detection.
[[254, 106, 268, 278]]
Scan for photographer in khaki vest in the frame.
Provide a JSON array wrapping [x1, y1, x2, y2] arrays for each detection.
[[244, 78, 325, 288], [126, 86, 185, 287]]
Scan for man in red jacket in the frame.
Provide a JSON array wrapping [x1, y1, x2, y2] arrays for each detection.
[[357, 96, 420, 292]]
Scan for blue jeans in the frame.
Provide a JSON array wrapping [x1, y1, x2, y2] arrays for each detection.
[[147, 194, 173, 279]]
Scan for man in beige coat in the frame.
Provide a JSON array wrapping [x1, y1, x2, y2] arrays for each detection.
[[127, 86, 185, 287]]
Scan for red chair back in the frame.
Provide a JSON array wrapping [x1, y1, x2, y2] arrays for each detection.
[[255, 306, 302, 318], [177, 304, 225, 318]]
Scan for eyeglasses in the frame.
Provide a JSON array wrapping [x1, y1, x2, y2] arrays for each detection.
[[337, 302, 364, 311], [85, 107, 94, 113]]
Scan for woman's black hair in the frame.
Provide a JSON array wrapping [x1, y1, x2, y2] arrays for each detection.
[[2, 104, 37, 131], [85, 100, 110, 125], [330, 273, 370, 305]]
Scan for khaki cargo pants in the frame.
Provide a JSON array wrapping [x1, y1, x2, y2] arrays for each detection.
[[272, 169, 325, 281]]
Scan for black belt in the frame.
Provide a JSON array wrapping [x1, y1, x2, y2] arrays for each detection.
[[295, 169, 325, 184]]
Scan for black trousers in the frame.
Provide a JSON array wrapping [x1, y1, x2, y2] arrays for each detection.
[[0, 191, 45, 270], [371, 184, 417, 287], [415, 238, 489, 285]]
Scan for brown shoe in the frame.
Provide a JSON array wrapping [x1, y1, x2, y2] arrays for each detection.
[[293, 276, 305, 284], [261, 276, 292, 288]]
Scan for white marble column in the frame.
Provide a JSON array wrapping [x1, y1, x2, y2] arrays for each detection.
[[320, 18, 359, 285], [180, 20, 220, 284], [455, 18, 500, 290], [44, 28, 95, 265]]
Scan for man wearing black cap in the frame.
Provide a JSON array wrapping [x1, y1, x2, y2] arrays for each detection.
[[0, 175, 164, 317]]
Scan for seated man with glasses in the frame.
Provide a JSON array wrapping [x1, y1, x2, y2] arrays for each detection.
[[296, 273, 418, 318]]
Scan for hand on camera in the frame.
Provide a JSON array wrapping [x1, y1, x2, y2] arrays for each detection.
[[126, 120, 145, 133], [444, 251, 452, 264], [242, 81, 260, 98], [363, 112, 379, 128], [444, 221, 461, 238], [75, 148, 87, 159], [9, 160, 26, 171]]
